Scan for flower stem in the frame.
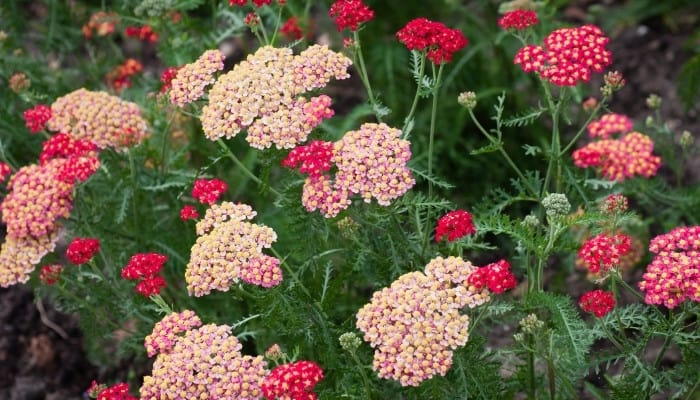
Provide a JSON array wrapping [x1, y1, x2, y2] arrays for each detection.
[[353, 30, 382, 122], [559, 97, 608, 156], [351, 351, 373, 400], [402, 51, 426, 134], [216, 139, 281, 197], [540, 82, 563, 196]]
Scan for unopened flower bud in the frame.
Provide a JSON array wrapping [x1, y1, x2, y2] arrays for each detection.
[[513, 332, 524, 343], [645, 94, 661, 110], [244, 12, 260, 28], [601, 70, 625, 96], [339, 332, 362, 352], [582, 97, 598, 113], [265, 343, 285, 361], [458, 91, 477, 109], [541, 193, 571, 219], [0, 31, 7, 41], [522, 214, 539, 228], [8, 72, 30, 93], [645, 116, 654, 127], [519, 313, 544, 334], [337, 216, 359, 239], [601, 194, 628, 215], [679, 130, 693, 149]]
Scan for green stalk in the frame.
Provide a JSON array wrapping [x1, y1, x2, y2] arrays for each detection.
[[216, 139, 281, 197], [527, 335, 537, 399], [559, 97, 608, 155], [402, 52, 426, 134], [351, 352, 373, 400], [540, 83, 563, 196], [353, 30, 382, 122], [269, 6, 284, 46]]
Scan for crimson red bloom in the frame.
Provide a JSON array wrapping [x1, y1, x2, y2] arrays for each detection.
[[192, 178, 228, 204], [579, 289, 615, 317], [136, 275, 167, 297], [124, 25, 158, 42], [121, 253, 168, 280], [23, 104, 52, 134], [0, 162, 12, 182], [578, 233, 632, 274], [329, 0, 375, 31], [435, 209, 476, 242], [229, 0, 272, 6], [262, 360, 324, 400], [280, 17, 304, 40], [180, 205, 199, 221], [159, 66, 182, 93], [66, 238, 100, 265], [498, 10, 538, 30], [96, 382, 136, 400], [282, 141, 334, 178], [39, 264, 63, 285], [468, 259, 517, 294], [39, 133, 97, 165], [397, 18, 468, 64]]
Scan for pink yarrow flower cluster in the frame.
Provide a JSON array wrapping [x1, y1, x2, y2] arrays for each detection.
[[356, 256, 492, 386], [121, 253, 168, 297], [329, 0, 374, 31], [435, 209, 476, 242], [578, 233, 632, 274], [514, 25, 612, 86], [289, 123, 415, 218], [639, 226, 700, 308], [0, 233, 59, 287], [397, 18, 468, 64], [587, 113, 633, 139], [498, 10, 538, 30], [23, 104, 52, 133], [573, 131, 661, 181], [140, 311, 269, 399], [169, 49, 225, 107], [261, 360, 324, 400], [186, 202, 282, 296], [579, 289, 615, 317], [201, 45, 351, 149]]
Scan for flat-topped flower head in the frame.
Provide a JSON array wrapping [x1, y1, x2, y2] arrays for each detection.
[[262, 360, 324, 400], [192, 178, 228, 205], [579, 289, 615, 317], [121, 253, 168, 280], [435, 209, 476, 242], [587, 113, 633, 139], [578, 233, 632, 274], [498, 10, 538, 30], [39, 133, 98, 165], [397, 18, 468, 64], [515, 24, 612, 86], [329, 0, 375, 31], [23, 104, 52, 133], [282, 140, 335, 178], [467, 259, 518, 294], [201, 45, 351, 149], [48, 89, 149, 149], [179, 205, 199, 221], [356, 256, 490, 386], [0, 231, 60, 288], [144, 310, 202, 357], [140, 320, 269, 399], [186, 202, 281, 296], [573, 131, 661, 181], [66, 237, 100, 265], [639, 226, 700, 308], [169, 49, 225, 106]]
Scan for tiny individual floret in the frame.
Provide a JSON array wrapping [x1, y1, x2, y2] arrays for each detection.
[[144, 310, 202, 357], [467, 259, 518, 294], [397, 18, 468, 64], [498, 10, 538, 30], [96, 382, 136, 400], [39, 264, 63, 285], [66, 237, 100, 265], [191, 178, 228, 205], [541, 193, 571, 218], [179, 205, 199, 221], [261, 360, 324, 400], [579, 289, 615, 317], [587, 113, 633, 139], [329, 0, 375, 32], [435, 209, 476, 242], [578, 233, 632, 274], [169, 49, 225, 107], [23, 104, 52, 133]]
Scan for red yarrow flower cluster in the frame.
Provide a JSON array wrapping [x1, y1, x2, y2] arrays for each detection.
[[397, 18, 468, 64], [180, 205, 199, 221], [0, 162, 12, 182], [282, 140, 334, 178], [587, 113, 633, 139], [579, 289, 615, 317], [639, 226, 700, 308], [66, 238, 100, 265], [578, 233, 632, 274], [514, 24, 612, 86], [192, 178, 228, 204], [39, 264, 63, 285], [39, 134, 101, 184], [498, 10, 538, 30], [96, 382, 136, 400], [159, 66, 181, 93], [121, 253, 168, 297], [280, 17, 304, 40], [467, 259, 517, 294], [23, 104, 52, 134], [573, 131, 661, 181], [262, 360, 324, 400], [329, 0, 374, 32], [124, 25, 158, 42], [435, 209, 476, 242], [106, 58, 143, 93]]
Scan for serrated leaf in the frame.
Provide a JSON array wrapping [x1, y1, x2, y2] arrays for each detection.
[[503, 107, 546, 127], [470, 141, 502, 155], [584, 178, 617, 190], [523, 144, 541, 156]]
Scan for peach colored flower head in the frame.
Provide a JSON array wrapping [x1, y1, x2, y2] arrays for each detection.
[[587, 113, 633, 139], [47, 88, 149, 149], [201, 45, 351, 149], [356, 256, 490, 386], [572, 131, 661, 181], [144, 310, 202, 357], [186, 202, 281, 296], [0, 230, 60, 287], [140, 318, 269, 400], [170, 49, 225, 107]]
